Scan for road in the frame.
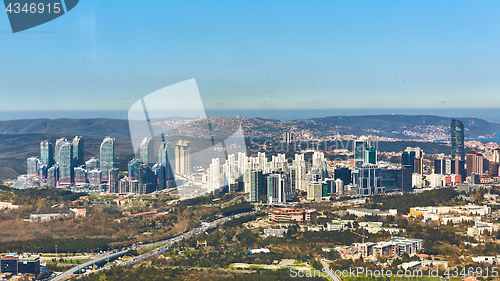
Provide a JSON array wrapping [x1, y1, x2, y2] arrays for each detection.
[[50, 210, 260, 280], [320, 259, 341, 281], [51, 250, 128, 281]]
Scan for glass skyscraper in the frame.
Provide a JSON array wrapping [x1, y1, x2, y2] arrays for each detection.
[[451, 119, 465, 160], [54, 137, 67, 164], [40, 140, 54, 167], [158, 142, 175, 188], [100, 137, 115, 182], [140, 137, 155, 166], [58, 141, 73, 183], [72, 136, 84, 166]]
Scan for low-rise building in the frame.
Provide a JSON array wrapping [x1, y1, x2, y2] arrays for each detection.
[[263, 228, 288, 237], [69, 208, 86, 217], [0, 202, 19, 210], [347, 208, 392, 217], [29, 213, 61, 222], [327, 220, 354, 231], [269, 207, 317, 224], [356, 237, 423, 258], [248, 248, 270, 254]]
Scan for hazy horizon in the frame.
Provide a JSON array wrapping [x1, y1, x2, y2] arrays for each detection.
[[1, 108, 500, 122]]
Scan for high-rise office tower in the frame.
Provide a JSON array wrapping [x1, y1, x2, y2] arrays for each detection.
[[307, 182, 323, 201], [401, 165, 413, 192], [54, 137, 67, 164], [207, 158, 220, 193], [313, 151, 328, 179], [451, 157, 466, 180], [153, 163, 166, 191], [247, 170, 264, 202], [354, 138, 377, 170], [58, 141, 73, 183], [359, 163, 383, 196], [100, 137, 115, 182], [72, 136, 84, 166], [158, 142, 175, 188], [128, 158, 142, 181], [335, 178, 344, 195], [140, 137, 155, 166], [488, 162, 499, 177], [141, 164, 157, 194], [282, 132, 293, 144], [466, 150, 484, 177], [267, 172, 291, 204], [334, 166, 351, 185], [434, 159, 452, 175], [109, 168, 120, 193], [27, 157, 40, 177], [451, 119, 465, 160], [402, 147, 424, 174], [40, 140, 54, 167], [175, 139, 191, 176]]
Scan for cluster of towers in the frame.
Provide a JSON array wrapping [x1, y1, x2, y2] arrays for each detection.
[[27, 136, 115, 188], [205, 150, 347, 203], [114, 138, 186, 195], [27, 136, 191, 195]]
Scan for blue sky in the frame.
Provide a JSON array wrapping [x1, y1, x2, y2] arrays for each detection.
[[1, 1, 500, 119]]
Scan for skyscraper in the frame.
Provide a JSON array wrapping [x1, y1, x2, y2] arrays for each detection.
[[401, 147, 424, 174], [175, 139, 191, 176], [334, 166, 351, 185], [40, 140, 54, 167], [312, 151, 328, 179], [207, 158, 220, 193], [153, 163, 166, 191], [100, 137, 115, 182], [58, 141, 73, 183], [293, 154, 306, 191], [128, 159, 143, 183], [54, 137, 67, 164], [27, 157, 40, 177], [72, 136, 84, 166], [140, 137, 155, 166], [247, 170, 264, 202], [307, 182, 323, 201], [466, 150, 484, 177], [354, 138, 377, 170], [268, 172, 291, 204], [158, 142, 175, 188], [282, 132, 293, 144], [451, 119, 465, 160], [109, 168, 120, 193], [359, 163, 383, 196]]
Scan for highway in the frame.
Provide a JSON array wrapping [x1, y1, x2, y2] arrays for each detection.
[[51, 250, 128, 281], [320, 259, 341, 281], [50, 210, 260, 280]]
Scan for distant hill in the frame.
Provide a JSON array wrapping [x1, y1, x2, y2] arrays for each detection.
[[310, 115, 500, 139], [0, 118, 130, 138]]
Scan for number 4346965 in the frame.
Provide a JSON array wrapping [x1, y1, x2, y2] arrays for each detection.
[[6, 3, 61, 14]]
